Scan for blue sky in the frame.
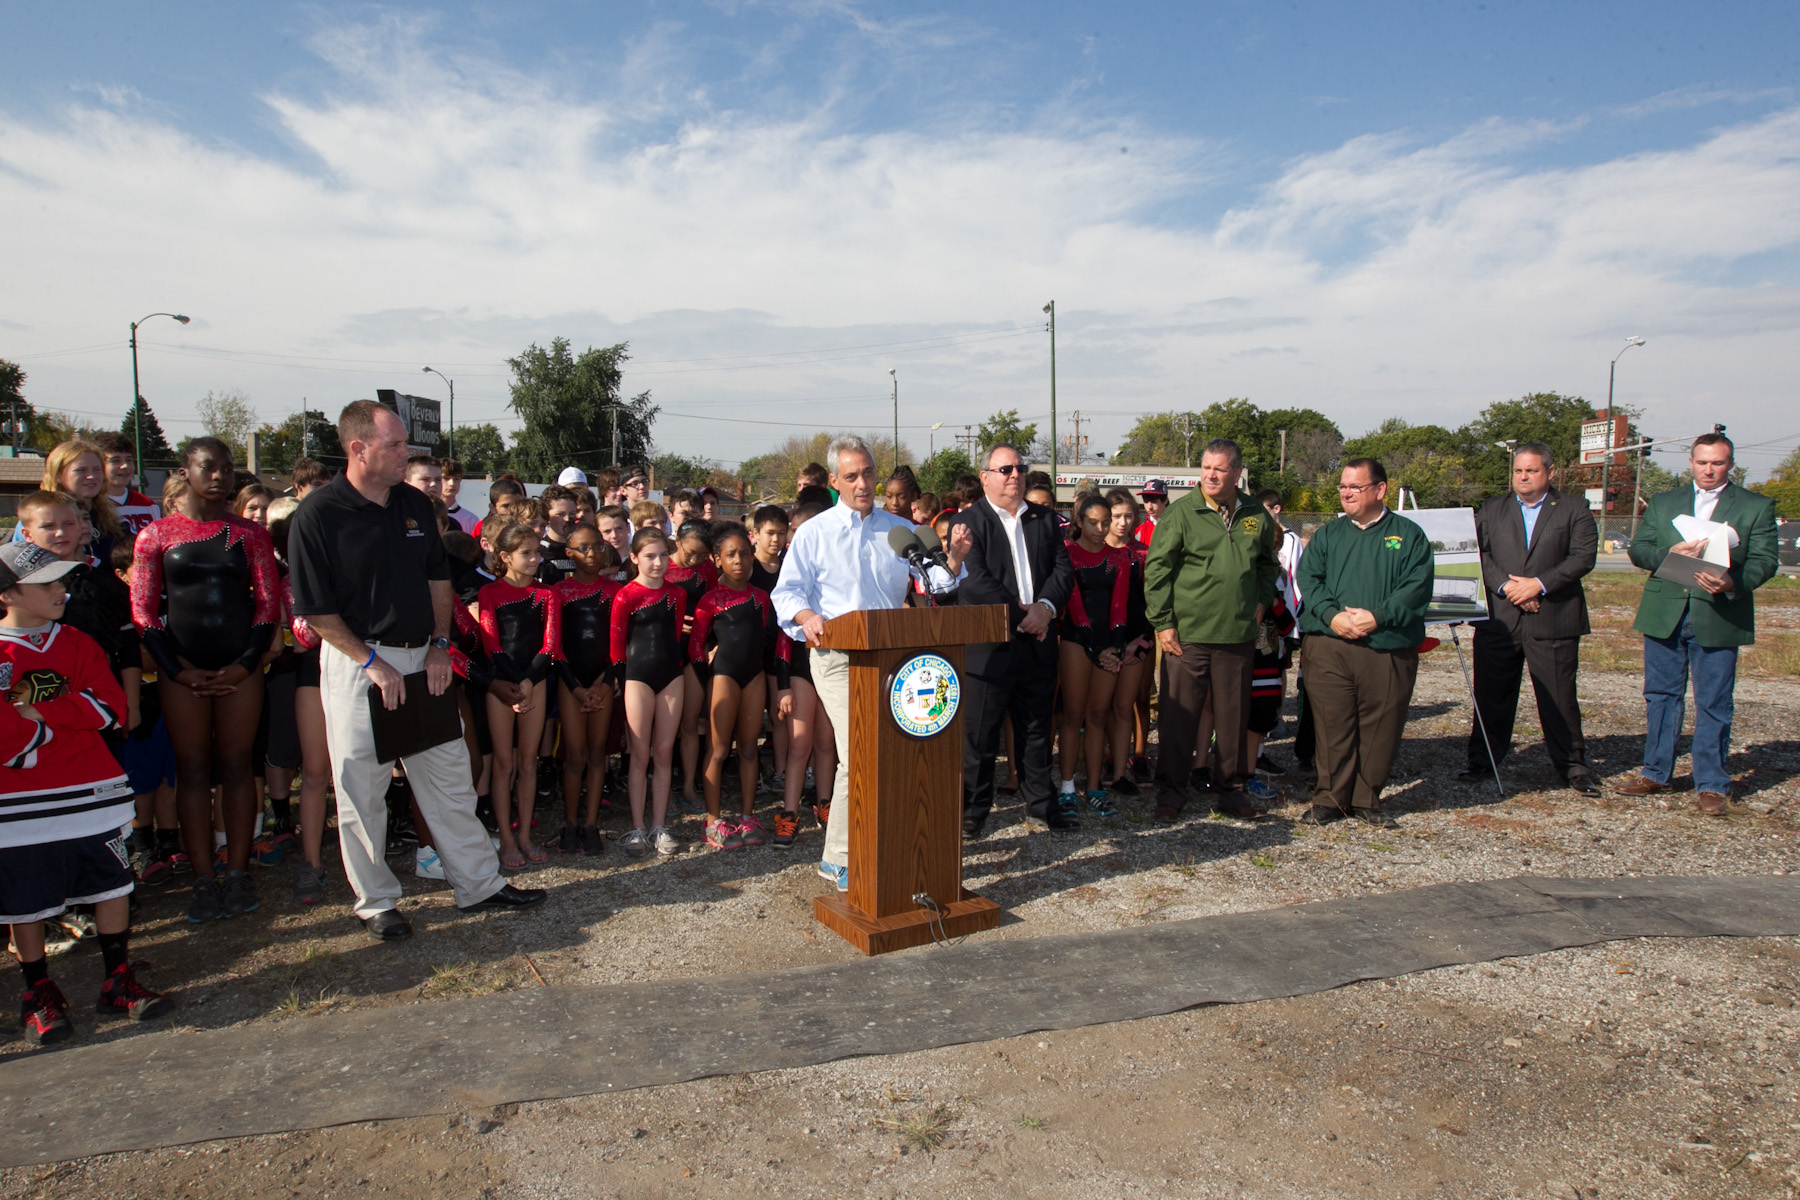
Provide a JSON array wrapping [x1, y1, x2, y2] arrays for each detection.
[[4, 1, 1798, 478]]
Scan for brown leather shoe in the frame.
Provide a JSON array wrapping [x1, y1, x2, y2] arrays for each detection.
[[1615, 774, 1670, 796], [1213, 793, 1259, 820], [1694, 792, 1730, 815]]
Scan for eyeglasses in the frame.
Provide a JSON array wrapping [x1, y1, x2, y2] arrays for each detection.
[[985, 463, 1024, 477], [1337, 482, 1380, 495]]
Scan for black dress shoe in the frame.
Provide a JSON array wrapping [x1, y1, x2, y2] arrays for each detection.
[[1455, 767, 1492, 784], [962, 815, 986, 841], [1352, 807, 1399, 828], [1212, 793, 1260, 820], [1025, 808, 1080, 832], [1189, 769, 1218, 794], [1297, 804, 1346, 826], [1566, 774, 1603, 797], [457, 884, 548, 913], [363, 909, 413, 941]]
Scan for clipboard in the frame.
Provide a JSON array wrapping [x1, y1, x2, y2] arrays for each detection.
[[366, 672, 464, 762], [1654, 551, 1733, 597]]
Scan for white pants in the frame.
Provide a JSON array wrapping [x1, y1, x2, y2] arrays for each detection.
[[812, 648, 853, 868], [320, 641, 504, 919]]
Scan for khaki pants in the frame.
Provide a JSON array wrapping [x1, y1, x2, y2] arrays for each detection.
[[320, 642, 505, 919], [1155, 640, 1255, 810], [811, 648, 853, 869], [1301, 635, 1418, 811]]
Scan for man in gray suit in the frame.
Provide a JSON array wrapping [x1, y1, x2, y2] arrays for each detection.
[[1459, 442, 1600, 794]]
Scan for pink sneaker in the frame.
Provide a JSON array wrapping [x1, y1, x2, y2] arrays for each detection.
[[735, 814, 766, 846], [705, 819, 743, 850]]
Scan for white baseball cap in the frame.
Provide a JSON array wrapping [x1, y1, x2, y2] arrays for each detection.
[[556, 467, 588, 487]]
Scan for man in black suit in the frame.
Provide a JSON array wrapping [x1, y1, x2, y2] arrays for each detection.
[[1460, 442, 1600, 794], [949, 442, 1074, 837]]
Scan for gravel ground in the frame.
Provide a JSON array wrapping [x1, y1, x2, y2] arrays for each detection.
[[4, 631, 1798, 1198]]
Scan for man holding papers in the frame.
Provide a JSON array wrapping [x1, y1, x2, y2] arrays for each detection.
[[1623, 433, 1778, 814]]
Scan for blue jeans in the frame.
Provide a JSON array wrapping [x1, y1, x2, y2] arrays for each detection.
[[1642, 615, 1738, 795]]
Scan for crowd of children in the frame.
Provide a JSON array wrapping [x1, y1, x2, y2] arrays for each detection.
[[5, 436, 1303, 1047]]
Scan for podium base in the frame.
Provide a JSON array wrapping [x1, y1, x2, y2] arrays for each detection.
[[813, 889, 1002, 955]]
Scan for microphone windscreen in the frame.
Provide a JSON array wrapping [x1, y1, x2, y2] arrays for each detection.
[[886, 525, 924, 558], [915, 525, 943, 554]]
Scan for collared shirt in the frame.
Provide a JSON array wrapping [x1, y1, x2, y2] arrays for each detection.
[[987, 497, 1035, 607], [289, 475, 450, 643], [1517, 492, 1548, 548], [771, 501, 963, 641], [1694, 482, 1727, 523]]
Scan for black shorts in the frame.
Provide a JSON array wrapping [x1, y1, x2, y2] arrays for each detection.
[[0, 828, 135, 924], [294, 648, 321, 689], [1248, 688, 1283, 736], [265, 670, 301, 770]]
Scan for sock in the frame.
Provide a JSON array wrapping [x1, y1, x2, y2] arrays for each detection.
[[19, 956, 48, 988], [98, 931, 129, 975], [1060, 779, 1076, 794], [130, 826, 154, 853], [156, 828, 180, 852], [213, 830, 228, 850], [268, 794, 292, 825]]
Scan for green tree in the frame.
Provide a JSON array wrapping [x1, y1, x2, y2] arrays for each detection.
[[197, 388, 258, 464], [1751, 444, 1800, 517], [254, 409, 345, 474], [918, 447, 975, 497], [1464, 391, 1595, 493], [735, 431, 909, 500], [976, 409, 1039, 453], [120, 396, 179, 468], [1341, 418, 1479, 508], [1113, 411, 1203, 467], [0, 360, 35, 449], [651, 452, 720, 493], [451, 423, 511, 477], [506, 339, 655, 482]]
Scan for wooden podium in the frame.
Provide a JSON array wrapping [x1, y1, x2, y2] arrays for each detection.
[[811, 603, 1009, 954]]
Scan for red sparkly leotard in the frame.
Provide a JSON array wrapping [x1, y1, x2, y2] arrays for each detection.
[[665, 561, 717, 633], [1122, 541, 1152, 663], [688, 584, 786, 689], [1062, 542, 1131, 663], [553, 576, 620, 691], [609, 580, 686, 694], [131, 512, 280, 675], [476, 579, 562, 685]]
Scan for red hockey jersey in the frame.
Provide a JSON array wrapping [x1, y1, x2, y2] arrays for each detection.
[[0, 623, 132, 848]]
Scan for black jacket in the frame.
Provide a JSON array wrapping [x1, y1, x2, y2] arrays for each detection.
[[947, 499, 1073, 674], [1474, 488, 1597, 639]]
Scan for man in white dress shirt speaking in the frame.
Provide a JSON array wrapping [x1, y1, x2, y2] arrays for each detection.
[[772, 436, 970, 892]]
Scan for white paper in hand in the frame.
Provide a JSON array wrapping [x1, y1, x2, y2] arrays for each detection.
[[1672, 514, 1737, 565]]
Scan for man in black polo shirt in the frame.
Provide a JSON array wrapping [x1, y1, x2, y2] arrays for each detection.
[[289, 401, 544, 940]]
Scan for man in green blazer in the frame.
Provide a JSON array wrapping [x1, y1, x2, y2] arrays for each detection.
[[1621, 433, 1779, 814]]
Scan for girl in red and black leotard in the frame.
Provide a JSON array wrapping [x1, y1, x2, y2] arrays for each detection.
[[1107, 489, 1155, 794], [1058, 494, 1133, 817], [477, 523, 562, 868], [608, 528, 687, 858], [130, 437, 281, 921], [688, 523, 786, 850], [551, 525, 620, 855], [666, 524, 717, 815]]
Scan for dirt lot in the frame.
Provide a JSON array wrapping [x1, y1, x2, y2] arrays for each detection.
[[3, 580, 1798, 1198]]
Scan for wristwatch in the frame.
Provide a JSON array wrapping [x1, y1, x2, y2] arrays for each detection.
[[430, 636, 451, 651]]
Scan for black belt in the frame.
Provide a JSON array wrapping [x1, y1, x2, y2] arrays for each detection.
[[368, 639, 429, 650]]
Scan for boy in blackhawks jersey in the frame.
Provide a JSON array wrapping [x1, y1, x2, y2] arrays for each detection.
[[0, 543, 171, 1045]]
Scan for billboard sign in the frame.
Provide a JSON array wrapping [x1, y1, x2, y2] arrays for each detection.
[[376, 390, 442, 453]]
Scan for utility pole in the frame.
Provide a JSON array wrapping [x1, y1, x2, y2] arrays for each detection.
[[300, 399, 308, 460], [1043, 301, 1057, 481], [889, 369, 899, 475], [1180, 413, 1195, 468], [130, 311, 190, 485], [1065, 409, 1085, 465], [1277, 428, 1288, 475], [1602, 337, 1646, 545], [422, 367, 455, 460]]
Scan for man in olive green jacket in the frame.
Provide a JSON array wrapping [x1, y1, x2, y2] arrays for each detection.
[[1144, 439, 1279, 819], [1620, 433, 1778, 814]]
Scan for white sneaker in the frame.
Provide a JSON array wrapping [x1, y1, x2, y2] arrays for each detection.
[[651, 825, 680, 856], [415, 846, 446, 879]]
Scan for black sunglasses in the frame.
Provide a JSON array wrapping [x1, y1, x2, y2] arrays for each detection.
[[985, 463, 1024, 476]]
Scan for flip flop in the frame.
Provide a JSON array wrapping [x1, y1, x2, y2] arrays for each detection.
[[523, 844, 549, 864], [499, 849, 527, 870]]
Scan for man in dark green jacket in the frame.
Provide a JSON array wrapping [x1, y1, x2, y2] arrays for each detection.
[[1144, 439, 1278, 819], [1618, 433, 1778, 814], [1296, 458, 1434, 826]]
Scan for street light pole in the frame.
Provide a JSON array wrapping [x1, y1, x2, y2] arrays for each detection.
[[889, 368, 898, 475], [1043, 301, 1057, 482], [1602, 336, 1646, 545], [421, 366, 455, 460], [130, 311, 190, 483], [928, 421, 944, 467]]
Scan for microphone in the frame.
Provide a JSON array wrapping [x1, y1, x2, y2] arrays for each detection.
[[886, 525, 929, 570], [913, 524, 952, 571]]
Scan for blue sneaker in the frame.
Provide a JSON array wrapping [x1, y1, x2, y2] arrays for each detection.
[[1085, 788, 1118, 817], [1244, 777, 1281, 803], [816, 861, 849, 892]]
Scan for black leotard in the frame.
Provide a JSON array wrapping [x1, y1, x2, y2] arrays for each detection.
[[1062, 542, 1131, 664], [688, 585, 784, 689], [477, 579, 561, 684], [610, 581, 686, 693], [131, 513, 280, 675], [553, 576, 619, 690]]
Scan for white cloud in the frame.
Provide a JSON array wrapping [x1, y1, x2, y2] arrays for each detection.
[[1, 22, 1797, 477]]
